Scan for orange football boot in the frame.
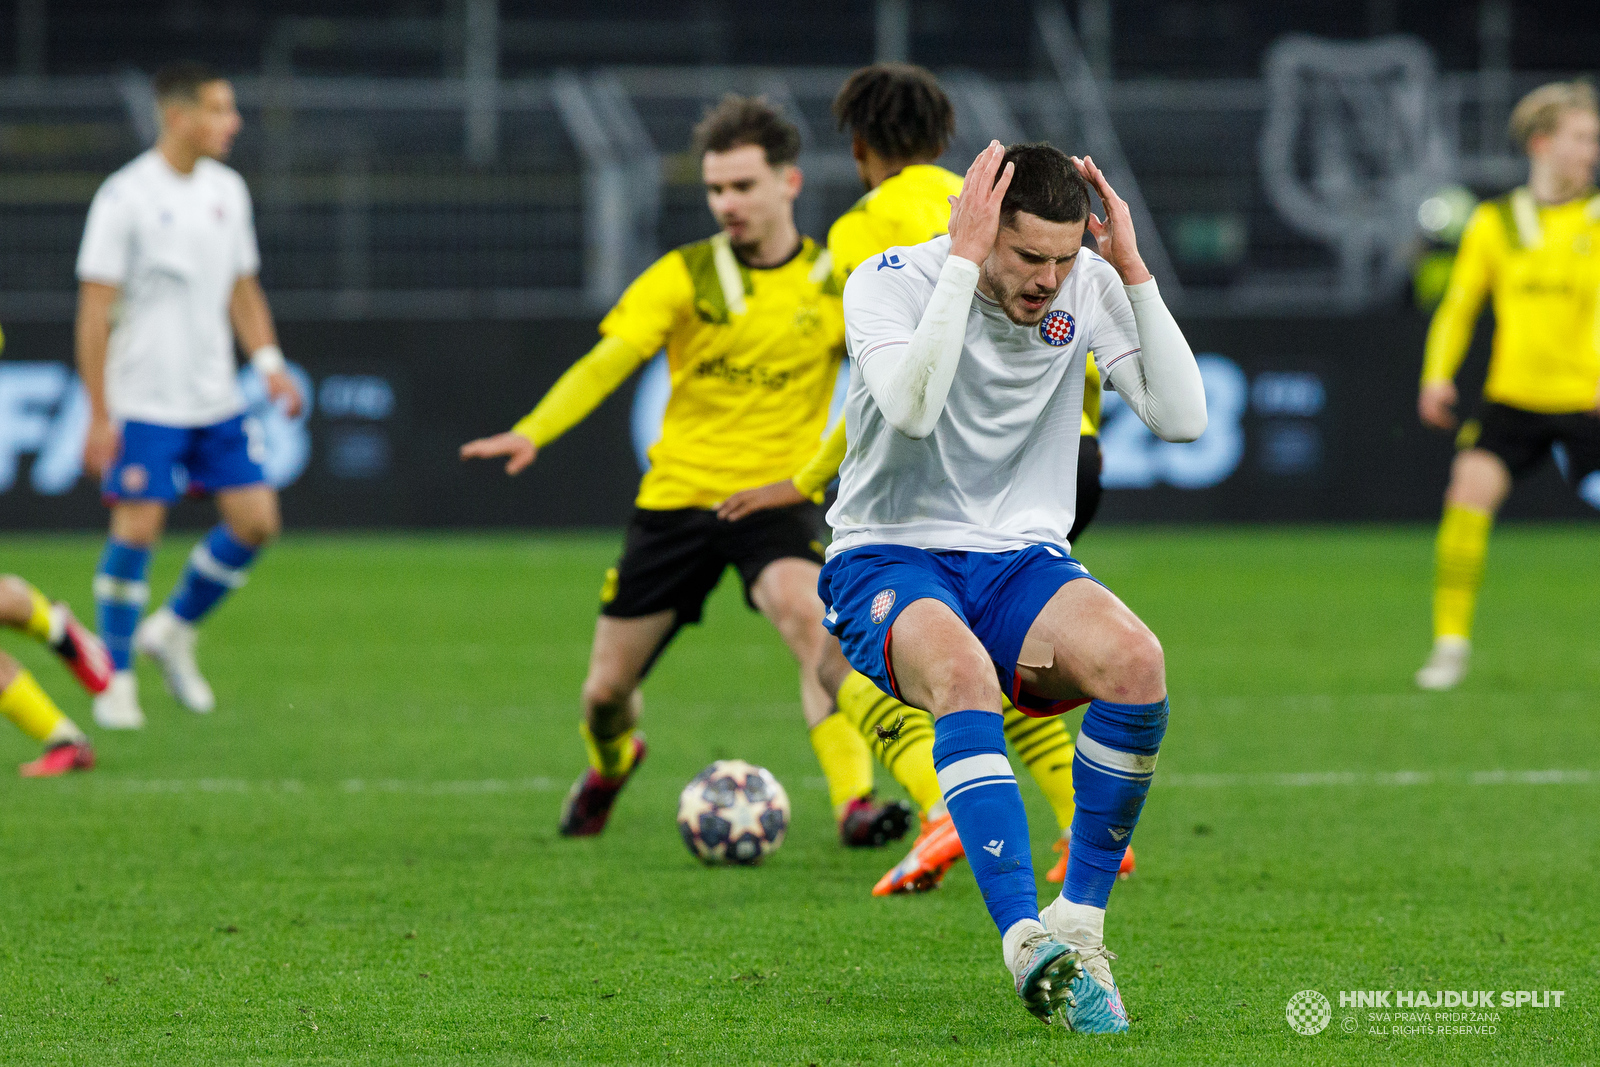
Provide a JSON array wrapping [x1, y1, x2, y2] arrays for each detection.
[[872, 812, 966, 895], [1045, 836, 1136, 883], [19, 740, 95, 778]]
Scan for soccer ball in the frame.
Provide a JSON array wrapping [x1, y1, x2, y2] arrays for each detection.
[[676, 760, 790, 865]]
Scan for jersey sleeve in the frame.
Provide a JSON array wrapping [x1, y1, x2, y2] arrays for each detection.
[[511, 333, 649, 448], [234, 177, 262, 278], [791, 419, 848, 501], [75, 178, 134, 286], [598, 251, 693, 356], [842, 253, 926, 370], [1421, 204, 1497, 386], [1084, 266, 1141, 380]]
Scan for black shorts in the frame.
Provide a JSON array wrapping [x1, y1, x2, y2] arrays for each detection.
[[601, 504, 825, 627], [1460, 402, 1600, 488]]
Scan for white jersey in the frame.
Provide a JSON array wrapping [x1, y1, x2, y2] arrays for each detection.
[[76, 150, 262, 427], [828, 235, 1140, 558]]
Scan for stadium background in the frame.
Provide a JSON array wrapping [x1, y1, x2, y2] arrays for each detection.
[[1, 0, 1596, 530]]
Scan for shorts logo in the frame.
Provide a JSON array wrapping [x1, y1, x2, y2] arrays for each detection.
[[1039, 310, 1075, 346], [870, 588, 896, 625], [119, 464, 148, 494]]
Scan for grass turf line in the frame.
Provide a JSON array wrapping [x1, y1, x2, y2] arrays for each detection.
[[0, 526, 1595, 1065]]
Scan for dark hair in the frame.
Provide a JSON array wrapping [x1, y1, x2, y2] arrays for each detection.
[[999, 142, 1090, 225], [153, 61, 225, 104], [691, 95, 802, 166], [832, 63, 954, 162]]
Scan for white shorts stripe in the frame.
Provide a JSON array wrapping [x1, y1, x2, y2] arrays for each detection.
[[936, 752, 1014, 795], [1075, 732, 1159, 777], [92, 575, 150, 606]]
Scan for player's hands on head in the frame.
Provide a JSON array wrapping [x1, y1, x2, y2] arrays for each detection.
[[459, 431, 538, 475], [264, 369, 304, 418], [83, 414, 120, 478], [1073, 155, 1152, 286], [947, 141, 1014, 267], [716, 479, 808, 522], [1419, 381, 1459, 431]]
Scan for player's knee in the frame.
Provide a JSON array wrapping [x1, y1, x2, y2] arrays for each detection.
[[231, 513, 280, 548], [919, 645, 1000, 716], [1104, 625, 1166, 703], [581, 673, 636, 714]]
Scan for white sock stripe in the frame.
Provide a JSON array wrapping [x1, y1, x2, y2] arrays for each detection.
[[936, 752, 1015, 794], [943, 776, 1017, 804], [1073, 747, 1156, 783], [189, 544, 249, 588], [92, 575, 149, 605], [1074, 732, 1160, 777]]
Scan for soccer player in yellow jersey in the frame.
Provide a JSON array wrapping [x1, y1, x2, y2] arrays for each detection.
[[717, 65, 1128, 893], [461, 96, 914, 846], [1416, 81, 1600, 690]]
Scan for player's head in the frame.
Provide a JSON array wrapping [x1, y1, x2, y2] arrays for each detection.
[[153, 62, 240, 161], [833, 63, 954, 190], [980, 143, 1091, 327], [1510, 80, 1599, 191], [693, 95, 803, 256]]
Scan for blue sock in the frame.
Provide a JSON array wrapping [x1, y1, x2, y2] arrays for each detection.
[[167, 524, 257, 624], [932, 710, 1039, 936], [1065, 697, 1169, 908], [94, 540, 151, 671]]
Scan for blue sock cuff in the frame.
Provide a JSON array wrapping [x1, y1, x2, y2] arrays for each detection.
[[204, 525, 257, 568], [99, 540, 151, 580], [931, 710, 1006, 768], [1082, 698, 1169, 756]]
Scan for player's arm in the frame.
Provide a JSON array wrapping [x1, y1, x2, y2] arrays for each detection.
[[74, 281, 120, 477], [461, 252, 684, 475], [1073, 155, 1206, 443], [855, 142, 1012, 440], [230, 276, 303, 418], [1418, 207, 1495, 431]]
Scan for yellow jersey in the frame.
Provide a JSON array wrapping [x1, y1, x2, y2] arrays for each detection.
[[1423, 188, 1600, 413], [599, 233, 845, 510]]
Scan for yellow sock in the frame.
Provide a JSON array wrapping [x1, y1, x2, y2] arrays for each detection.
[[836, 671, 943, 816], [1004, 704, 1077, 834], [1433, 503, 1492, 640], [809, 710, 875, 817], [580, 721, 637, 779], [0, 670, 72, 743], [20, 584, 54, 644]]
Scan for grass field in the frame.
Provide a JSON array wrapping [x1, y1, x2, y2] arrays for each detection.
[[0, 526, 1596, 1065]]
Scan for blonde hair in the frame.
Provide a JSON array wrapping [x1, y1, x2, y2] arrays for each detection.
[[1508, 80, 1598, 153]]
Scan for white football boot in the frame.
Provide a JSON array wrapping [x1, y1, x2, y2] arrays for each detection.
[[1002, 919, 1081, 1024], [135, 607, 215, 713], [93, 670, 146, 730], [1041, 897, 1131, 1033], [1415, 636, 1470, 691]]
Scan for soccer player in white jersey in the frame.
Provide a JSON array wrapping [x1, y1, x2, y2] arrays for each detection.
[[75, 63, 302, 729], [819, 141, 1206, 1030]]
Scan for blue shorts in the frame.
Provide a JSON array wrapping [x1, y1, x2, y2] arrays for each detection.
[[819, 543, 1099, 718], [103, 415, 266, 504]]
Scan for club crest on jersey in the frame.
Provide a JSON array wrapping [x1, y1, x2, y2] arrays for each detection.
[[870, 588, 896, 624], [1039, 310, 1075, 346]]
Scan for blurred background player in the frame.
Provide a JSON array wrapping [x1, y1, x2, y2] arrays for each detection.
[[76, 63, 304, 729], [0, 573, 106, 776], [716, 64, 1125, 894], [1416, 81, 1600, 691], [461, 96, 910, 848]]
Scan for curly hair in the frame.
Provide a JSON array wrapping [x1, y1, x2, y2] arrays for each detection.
[[832, 63, 954, 162]]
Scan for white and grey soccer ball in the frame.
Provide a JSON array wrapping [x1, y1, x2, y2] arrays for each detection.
[[676, 760, 790, 865]]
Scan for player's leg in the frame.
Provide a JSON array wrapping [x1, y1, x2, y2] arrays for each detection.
[[137, 416, 279, 712], [749, 557, 912, 847], [1418, 442, 1514, 690], [0, 648, 94, 777], [93, 500, 167, 729], [1000, 575, 1162, 1033], [558, 609, 678, 836], [0, 575, 111, 695]]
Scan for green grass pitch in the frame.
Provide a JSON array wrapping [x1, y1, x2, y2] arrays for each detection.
[[0, 526, 1595, 1065]]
